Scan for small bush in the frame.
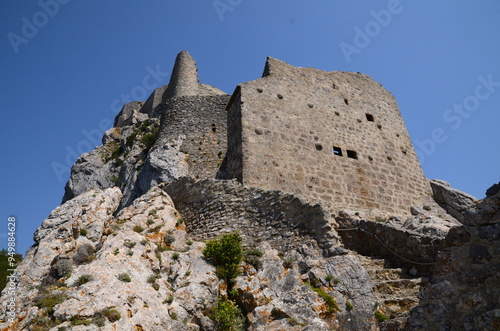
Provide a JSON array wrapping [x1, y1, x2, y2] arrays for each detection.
[[148, 209, 158, 216], [146, 218, 155, 226], [172, 253, 180, 261], [73, 244, 95, 264], [35, 293, 66, 315], [245, 250, 263, 257], [170, 311, 178, 320], [70, 316, 92, 326], [118, 273, 131, 283], [72, 274, 93, 287], [79, 229, 88, 236], [105, 309, 121, 322], [133, 225, 144, 233], [210, 298, 244, 331], [152, 283, 160, 291], [186, 240, 193, 246], [113, 249, 119, 255], [163, 295, 174, 304], [346, 300, 354, 311], [52, 259, 73, 279], [164, 234, 176, 245], [126, 250, 134, 256], [304, 282, 340, 314], [375, 310, 388, 322], [203, 232, 243, 282], [185, 271, 191, 276], [140, 239, 148, 246], [147, 275, 158, 284], [124, 241, 136, 249]]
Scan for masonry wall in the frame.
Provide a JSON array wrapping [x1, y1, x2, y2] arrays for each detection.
[[158, 94, 230, 180], [163, 177, 340, 256], [227, 58, 431, 217]]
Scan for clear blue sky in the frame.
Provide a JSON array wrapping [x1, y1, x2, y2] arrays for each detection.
[[1, 0, 499, 255]]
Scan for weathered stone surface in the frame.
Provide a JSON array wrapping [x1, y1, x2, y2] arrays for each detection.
[[114, 101, 147, 127], [485, 181, 500, 196], [407, 187, 500, 331], [227, 56, 431, 217], [163, 177, 340, 256], [430, 179, 477, 224]]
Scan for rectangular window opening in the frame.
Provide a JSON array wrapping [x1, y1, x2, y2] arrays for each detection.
[[366, 113, 374, 122], [347, 150, 358, 159], [333, 146, 343, 156]]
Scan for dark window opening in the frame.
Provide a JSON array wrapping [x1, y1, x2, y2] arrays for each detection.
[[277, 94, 283, 100], [377, 124, 382, 130], [366, 113, 374, 122], [333, 83, 338, 89], [257, 88, 263, 93], [315, 143, 323, 151], [347, 150, 358, 159], [333, 146, 343, 156], [344, 98, 349, 105], [211, 124, 217, 133]]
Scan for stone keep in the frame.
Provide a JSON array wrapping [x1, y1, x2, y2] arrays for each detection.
[[226, 57, 431, 216]]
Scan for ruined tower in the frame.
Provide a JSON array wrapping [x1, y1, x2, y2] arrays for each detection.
[[226, 57, 431, 216]]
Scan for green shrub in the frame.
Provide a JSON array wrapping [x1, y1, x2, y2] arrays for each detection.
[[105, 309, 121, 322], [140, 239, 149, 246], [211, 298, 244, 331], [186, 240, 193, 246], [163, 295, 174, 304], [245, 250, 263, 257], [52, 259, 73, 279], [35, 293, 66, 315], [148, 209, 158, 216], [124, 241, 136, 249], [72, 274, 93, 287], [170, 311, 178, 320], [375, 310, 388, 322], [203, 232, 243, 281], [172, 253, 180, 260], [304, 282, 340, 314], [133, 225, 144, 233], [164, 234, 176, 245], [140, 126, 159, 152], [73, 244, 95, 264], [346, 300, 354, 311], [79, 229, 88, 236], [118, 273, 131, 283], [70, 316, 92, 326]]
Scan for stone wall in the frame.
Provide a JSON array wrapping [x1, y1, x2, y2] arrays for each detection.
[[158, 95, 230, 180], [227, 57, 431, 217], [162, 177, 340, 256]]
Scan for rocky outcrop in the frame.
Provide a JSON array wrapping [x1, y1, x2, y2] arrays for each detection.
[[430, 179, 478, 224], [0, 185, 379, 330], [407, 182, 500, 331]]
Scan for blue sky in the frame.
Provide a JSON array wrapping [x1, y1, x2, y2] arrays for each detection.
[[1, 0, 499, 255]]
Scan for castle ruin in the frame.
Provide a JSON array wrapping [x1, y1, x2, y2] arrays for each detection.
[[225, 57, 431, 216]]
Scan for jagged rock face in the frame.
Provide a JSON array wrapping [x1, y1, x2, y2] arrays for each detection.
[[0, 186, 379, 330], [407, 183, 500, 331], [430, 179, 478, 224]]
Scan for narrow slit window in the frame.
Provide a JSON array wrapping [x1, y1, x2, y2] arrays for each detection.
[[347, 150, 358, 159], [333, 146, 343, 156], [366, 113, 374, 122], [211, 123, 217, 132]]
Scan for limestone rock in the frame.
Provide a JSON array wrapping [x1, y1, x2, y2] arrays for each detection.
[[430, 179, 477, 224], [114, 101, 147, 127]]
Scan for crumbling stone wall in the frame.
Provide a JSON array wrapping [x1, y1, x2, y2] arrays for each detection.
[[226, 57, 431, 217], [163, 177, 340, 256], [157, 95, 230, 180]]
